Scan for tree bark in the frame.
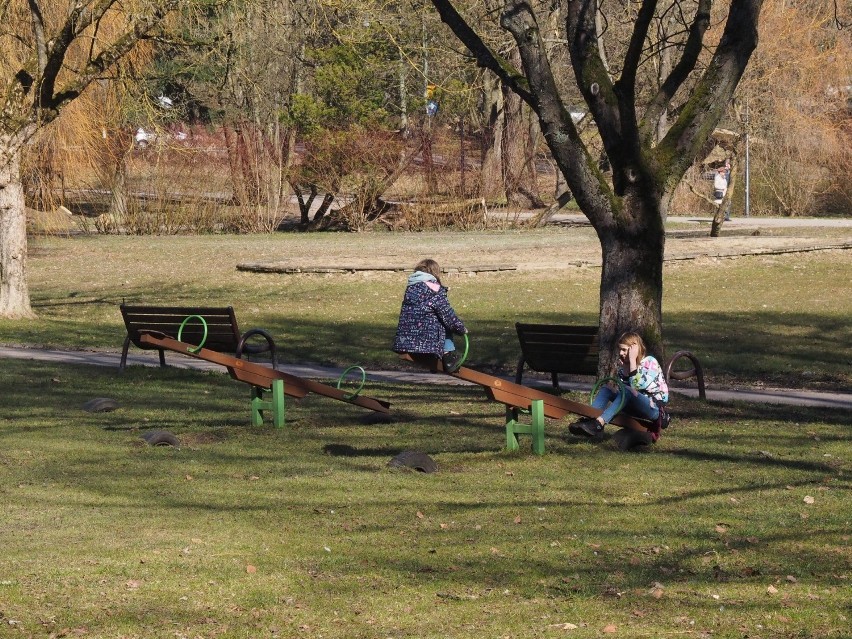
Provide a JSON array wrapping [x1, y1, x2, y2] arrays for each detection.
[[480, 72, 504, 201], [0, 140, 35, 318], [598, 203, 665, 366], [501, 59, 542, 209]]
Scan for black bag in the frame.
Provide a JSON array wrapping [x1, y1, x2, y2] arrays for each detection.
[[657, 403, 671, 430]]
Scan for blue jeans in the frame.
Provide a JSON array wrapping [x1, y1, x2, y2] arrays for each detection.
[[592, 384, 659, 425]]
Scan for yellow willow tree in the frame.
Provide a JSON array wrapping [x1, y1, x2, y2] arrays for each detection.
[[0, 0, 179, 319]]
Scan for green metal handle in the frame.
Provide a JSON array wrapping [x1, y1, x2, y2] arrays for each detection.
[[590, 376, 627, 414], [336, 365, 366, 399], [456, 333, 470, 368], [177, 315, 208, 354]]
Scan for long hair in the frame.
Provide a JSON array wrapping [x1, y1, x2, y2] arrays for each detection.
[[414, 258, 442, 284], [618, 332, 647, 361]]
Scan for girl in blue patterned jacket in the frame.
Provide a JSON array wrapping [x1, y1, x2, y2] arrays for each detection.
[[571, 331, 669, 440], [392, 259, 467, 372]]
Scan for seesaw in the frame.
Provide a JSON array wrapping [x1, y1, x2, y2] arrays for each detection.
[[401, 336, 650, 455], [139, 331, 390, 427]]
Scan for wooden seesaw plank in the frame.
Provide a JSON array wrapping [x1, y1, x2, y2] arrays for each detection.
[[139, 332, 391, 414], [400, 353, 647, 431]]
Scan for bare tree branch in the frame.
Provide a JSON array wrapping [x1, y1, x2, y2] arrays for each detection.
[[640, 0, 711, 146], [429, 0, 535, 104], [26, 0, 47, 75], [42, 1, 179, 117], [655, 0, 761, 183]]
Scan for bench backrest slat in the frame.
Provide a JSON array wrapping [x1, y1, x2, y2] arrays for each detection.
[[121, 304, 240, 351], [515, 323, 599, 376]]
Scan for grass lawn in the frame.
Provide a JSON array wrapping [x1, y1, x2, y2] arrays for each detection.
[[0, 227, 850, 637], [0, 358, 849, 638]]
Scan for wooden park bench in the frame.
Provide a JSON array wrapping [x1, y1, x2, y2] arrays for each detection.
[[119, 304, 276, 370], [514, 323, 599, 391]]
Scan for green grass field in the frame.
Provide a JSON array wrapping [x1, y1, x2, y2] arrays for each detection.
[[0, 228, 850, 637], [0, 359, 848, 638]]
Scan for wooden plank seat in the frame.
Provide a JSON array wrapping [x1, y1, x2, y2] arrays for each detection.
[[119, 304, 276, 370], [515, 323, 599, 391]]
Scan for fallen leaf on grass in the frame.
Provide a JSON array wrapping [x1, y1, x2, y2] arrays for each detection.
[[547, 622, 578, 630], [416, 511, 424, 519], [603, 624, 617, 633], [246, 565, 257, 574], [767, 585, 778, 594], [715, 524, 728, 534], [514, 515, 522, 524], [803, 495, 815, 504], [125, 580, 140, 589]]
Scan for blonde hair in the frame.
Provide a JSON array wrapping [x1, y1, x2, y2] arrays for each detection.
[[414, 258, 442, 284], [618, 332, 647, 361]]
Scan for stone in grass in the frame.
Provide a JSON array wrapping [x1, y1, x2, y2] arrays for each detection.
[[140, 430, 180, 447], [82, 397, 120, 413], [388, 450, 438, 473]]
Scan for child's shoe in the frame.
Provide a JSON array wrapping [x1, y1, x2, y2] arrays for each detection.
[[568, 419, 588, 437], [569, 418, 604, 441], [441, 351, 462, 373], [577, 418, 605, 441]]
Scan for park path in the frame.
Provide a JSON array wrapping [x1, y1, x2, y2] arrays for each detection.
[[1, 344, 849, 411]]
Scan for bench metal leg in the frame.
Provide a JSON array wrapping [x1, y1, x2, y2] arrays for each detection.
[[250, 380, 285, 428], [505, 399, 545, 455], [119, 336, 131, 371]]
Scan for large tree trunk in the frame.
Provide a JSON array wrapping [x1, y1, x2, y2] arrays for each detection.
[[598, 209, 665, 368], [0, 141, 35, 318]]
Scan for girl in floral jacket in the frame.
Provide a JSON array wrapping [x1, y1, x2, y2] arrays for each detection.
[[392, 259, 467, 372], [570, 331, 669, 440]]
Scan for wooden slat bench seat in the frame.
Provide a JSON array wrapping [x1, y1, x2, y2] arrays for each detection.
[[119, 304, 276, 370], [515, 323, 599, 391]]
